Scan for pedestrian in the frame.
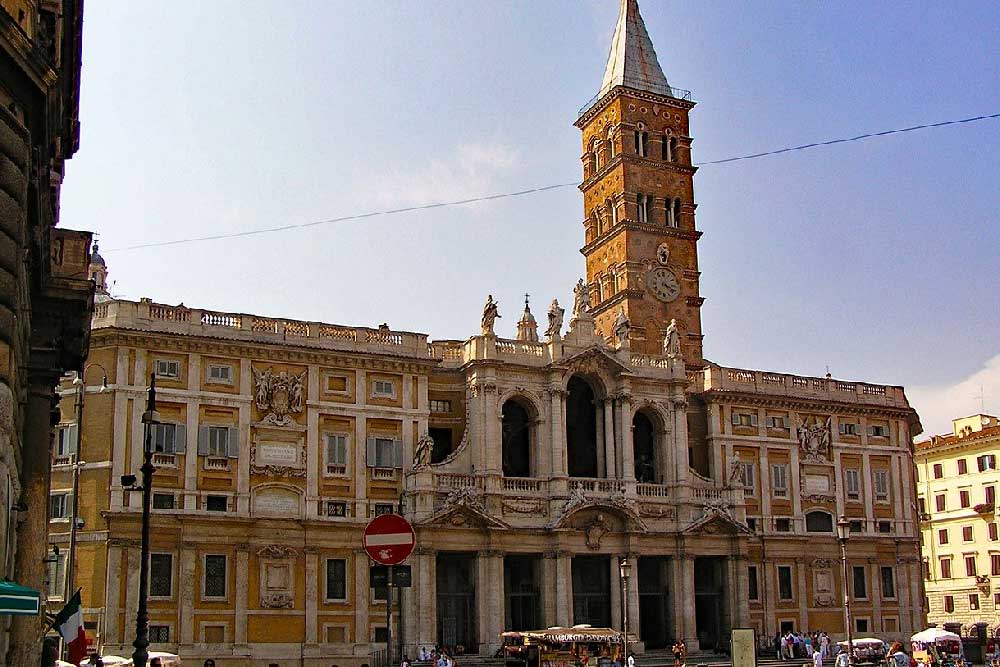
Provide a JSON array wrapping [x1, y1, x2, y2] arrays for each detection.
[[627, 653, 636, 667], [836, 647, 851, 667], [813, 647, 824, 667], [204, 661, 215, 667], [889, 643, 909, 667], [673, 640, 685, 667], [805, 634, 813, 657], [402, 655, 412, 667]]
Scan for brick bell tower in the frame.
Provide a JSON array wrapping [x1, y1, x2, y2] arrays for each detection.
[[575, 0, 704, 366]]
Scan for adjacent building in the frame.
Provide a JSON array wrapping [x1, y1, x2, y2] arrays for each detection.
[[915, 414, 1000, 636], [0, 0, 93, 664], [53, 1, 924, 666]]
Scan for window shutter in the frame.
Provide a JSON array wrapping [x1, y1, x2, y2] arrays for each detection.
[[750, 413, 758, 427], [366, 437, 376, 468], [174, 424, 186, 453], [227, 427, 240, 458], [731, 412, 739, 426], [68, 424, 79, 455], [394, 439, 404, 469], [335, 437, 347, 466], [198, 426, 210, 456]]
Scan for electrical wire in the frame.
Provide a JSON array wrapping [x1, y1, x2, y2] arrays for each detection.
[[106, 112, 1000, 252]]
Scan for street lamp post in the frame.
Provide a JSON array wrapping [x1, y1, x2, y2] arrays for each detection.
[[837, 516, 854, 665], [131, 374, 159, 667], [620, 557, 631, 665]]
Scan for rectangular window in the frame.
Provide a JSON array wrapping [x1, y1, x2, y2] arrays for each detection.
[[958, 459, 968, 475], [855, 618, 869, 633], [766, 415, 786, 429], [152, 493, 174, 510], [839, 422, 858, 436], [324, 434, 348, 476], [775, 518, 791, 532], [940, 558, 952, 579], [939, 528, 949, 544], [323, 500, 348, 517], [205, 495, 228, 512], [374, 626, 389, 642], [732, 411, 758, 428], [849, 519, 863, 533], [991, 523, 999, 541], [204, 555, 227, 598], [746, 517, 757, 532], [991, 554, 1000, 576], [852, 565, 867, 599], [374, 503, 395, 517], [207, 364, 232, 383], [987, 486, 996, 506], [936, 494, 946, 512], [867, 424, 886, 438], [970, 594, 980, 610], [149, 626, 170, 643], [960, 489, 971, 508], [919, 497, 926, 514], [740, 462, 756, 494], [777, 566, 793, 600], [996, 592, 1000, 607], [372, 380, 395, 397], [55, 424, 78, 458], [325, 559, 347, 601], [772, 464, 788, 498], [370, 437, 399, 469], [429, 400, 452, 414], [748, 566, 759, 601], [978, 455, 997, 472], [965, 555, 977, 576], [149, 553, 173, 597], [46, 553, 66, 599], [877, 520, 892, 534], [933, 464, 943, 479], [880, 566, 895, 598], [944, 595, 954, 613], [49, 493, 69, 519], [151, 423, 182, 454], [873, 470, 889, 501], [845, 469, 861, 500], [963, 526, 974, 542], [155, 359, 180, 378], [207, 426, 230, 457]]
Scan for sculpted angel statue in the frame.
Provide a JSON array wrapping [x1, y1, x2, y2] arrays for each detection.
[[413, 433, 434, 468], [664, 318, 682, 358], [545, 298, 565, 338], [481, 294, 500, 336], [572, 279, 590, 318]]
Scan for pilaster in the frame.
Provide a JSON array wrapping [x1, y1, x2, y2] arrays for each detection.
[[862, 451, 874, 527], [104, 544, 123, 644], [183, 399, 199, 510], [235, 545, 249, 645], [610, 556, 622, 630], [306, 399, 319, 519], [549, 388, 567, 477], [237, 399, 251, 515], [618, 396, 635, 480], [305, 548, 319, 644], [354, 553, 370, 645], [603, 400, 615, 479], [555, 552, 572, 626], [179, 545, 196, 644]]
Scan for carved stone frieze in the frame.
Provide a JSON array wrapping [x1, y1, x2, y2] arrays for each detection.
[[261, 592, 294, 609], [502, 498, 548, 515], [253, 367, 306, 427], [796, 415, 832, 462], [257, 544, 298, 559], [638, 503, 676, 519]]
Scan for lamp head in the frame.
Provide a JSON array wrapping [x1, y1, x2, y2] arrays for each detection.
[[120, 474, 137, 488], [837, 515, 850, 540], [99, 376, 108, 392]]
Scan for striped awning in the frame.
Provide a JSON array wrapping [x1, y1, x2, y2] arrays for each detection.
[[0, 580, 41, 615]]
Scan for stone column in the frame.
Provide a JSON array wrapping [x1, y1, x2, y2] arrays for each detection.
[[235, 545, 249, 646], [477, 551, 504, 654], [7, 380, 55, 667], [305, 548, 319, 644], [796, 560, 808, 631], [555, 553, 572, 626], [603, 400, 615, 479], [306, 402, 319, 519], [104, 543, 124, 644], [908, 561, 922, 636], [484, 385, 501, 475], [626, 555, 640, 642], [354, 552, 370, 645], [618, 397, 635, 480], [670, 557, 686, 641], [671, 397, 690, 487], [355, 416, 368, 519], [610, 557, 622, 631], [541, 552, 557, 627], [733, 555, 750, 629], [237, 381, 252, 514], [833, 449, 845, 520], [789, 446, 802, 529], [896, 555, 911, 637], [416, 549, 437, 649], [869, 561, 882, 631], [759, 447, 772, 522], [124, 545, 141, 643], [763, 560, 776, 638], [549, 389, 567, 477], [110, 351, 129, 509], [891, 454, 904, 532], [179, 544, 196, 645]]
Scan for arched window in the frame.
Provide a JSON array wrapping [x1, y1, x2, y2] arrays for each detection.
[[635, 131, 648, 157], [566, 376, 599, 478], [672, 198, 682, 227], [592, 139, 602, 171], [669, 137, 678, 162], [662, 133, 672, 161], [606, 127, 616, 160], [805, 511, 834, 533], [502, 399, 532, 478], [637, 193, 650, 223], [633, 411, 658, 483], [608, 198, 618, 227], [595, 274, 604, 302]]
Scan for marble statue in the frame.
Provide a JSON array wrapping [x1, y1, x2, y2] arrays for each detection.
[[545, 299, 565, 338], [481, 295, 500, 336]]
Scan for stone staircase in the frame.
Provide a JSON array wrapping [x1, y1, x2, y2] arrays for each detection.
[[416, 653, 833, 667]]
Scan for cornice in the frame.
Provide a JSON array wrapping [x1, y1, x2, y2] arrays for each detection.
[[581, 222, 701, 257], [579, 154, 695, 193], [575, 86, 695, 128], [699, 388, 917, 420]]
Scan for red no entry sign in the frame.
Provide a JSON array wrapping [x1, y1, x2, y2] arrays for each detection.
[[363, 513, 415, 566]]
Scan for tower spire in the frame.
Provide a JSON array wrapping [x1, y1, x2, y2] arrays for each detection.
[[598, 0, 671, 99]]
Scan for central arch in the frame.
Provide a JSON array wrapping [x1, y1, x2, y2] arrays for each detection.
[[566, 375, 600, 478], [501, 397, 533, 478]]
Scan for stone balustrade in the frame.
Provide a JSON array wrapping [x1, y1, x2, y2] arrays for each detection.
[[692, 363, 907, 407]]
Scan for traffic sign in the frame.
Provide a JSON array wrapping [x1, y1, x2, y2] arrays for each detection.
[[363, 513, 415, 566]]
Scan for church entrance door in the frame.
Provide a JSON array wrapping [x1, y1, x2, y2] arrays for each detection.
[[638, 557, 670, 648], [572, 555, 611, 627], [694, 557, 726, 652], [437, 553, 477, 652], [504, 555, 541, 630]]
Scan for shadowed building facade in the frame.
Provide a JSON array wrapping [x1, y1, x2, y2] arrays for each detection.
[[51, 1, 924, 666]]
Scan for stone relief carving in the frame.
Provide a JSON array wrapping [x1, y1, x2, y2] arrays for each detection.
[[545, 299, 565, 338], [796, 415, 832, 462], [257, 544, 298, 559], [253, 367, 306, 426], [261, 592, 294, 609], [584, 513, 610, 550], [701, 498, 733, 517], [811, 559, 836, 607], [481, 295, 500, 336], [443, 486, 485, 513], [502, 498, 548, 515], [413, 433, 434, 469], [663, 318, 682, 358], [562, 487, 590, 515], [638, 503, 676, 519]]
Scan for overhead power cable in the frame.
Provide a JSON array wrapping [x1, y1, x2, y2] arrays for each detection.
[[108, 112, 1000, 252]]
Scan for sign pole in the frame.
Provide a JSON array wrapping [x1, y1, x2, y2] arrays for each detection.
[[386, 567, 393, 667]]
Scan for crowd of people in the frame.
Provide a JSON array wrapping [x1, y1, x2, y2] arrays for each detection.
[[775, 631, 835, 661], [412, 645, 462, 667]]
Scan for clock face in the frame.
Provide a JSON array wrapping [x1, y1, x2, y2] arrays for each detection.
[[647, 267, 680, 302]]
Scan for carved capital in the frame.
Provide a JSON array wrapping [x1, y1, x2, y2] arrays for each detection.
[[478, 549, 504, 559]]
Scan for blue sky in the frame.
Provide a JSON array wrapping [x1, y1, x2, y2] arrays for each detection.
[[60, 1, 1000, 436]]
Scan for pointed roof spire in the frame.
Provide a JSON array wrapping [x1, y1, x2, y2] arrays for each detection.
[[598, 0, 671, 99]]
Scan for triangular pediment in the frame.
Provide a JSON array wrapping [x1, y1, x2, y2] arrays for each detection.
[[683, 509, 751, 536], [418, 503, 509, 530], [558, 346, 631, 377]]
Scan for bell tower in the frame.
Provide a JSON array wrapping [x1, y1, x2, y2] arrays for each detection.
[[575, 0, 704, 365]]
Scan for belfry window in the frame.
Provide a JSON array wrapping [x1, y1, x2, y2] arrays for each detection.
[[672, 198, 682, 227], [637, 194, 651, 223], [606, 127, 615, 159], [607, 198, 618, 227], [668, 137, 678, 162], [635, 130, 648, 157], [662, 134, 672, 161]]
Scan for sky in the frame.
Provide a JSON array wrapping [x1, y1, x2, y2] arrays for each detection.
[[60, 1, 1000, 438]]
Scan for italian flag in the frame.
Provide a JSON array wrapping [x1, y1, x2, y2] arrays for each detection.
[[52, 589, 87, 666]]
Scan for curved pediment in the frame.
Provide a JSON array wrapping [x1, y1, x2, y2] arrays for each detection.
[[682, 508, 751, 536], [550, 493, 648, 533]]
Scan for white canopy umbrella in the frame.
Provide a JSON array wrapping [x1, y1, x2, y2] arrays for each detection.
[[148, 652, 182, 667], [81, 656, 132, 666], [838, 638, 886, 646], [911, 629, 961, 643]]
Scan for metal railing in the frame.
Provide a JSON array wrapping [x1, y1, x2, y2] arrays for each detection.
[[578, 78, 693, 117]]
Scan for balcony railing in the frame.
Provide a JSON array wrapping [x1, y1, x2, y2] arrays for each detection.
[[579, 78, 693, 117]]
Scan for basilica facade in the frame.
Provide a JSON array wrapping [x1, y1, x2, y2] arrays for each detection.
[[51, 2, 924, 666]]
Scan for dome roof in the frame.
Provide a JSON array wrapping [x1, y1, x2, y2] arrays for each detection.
[[90, 242, 106, 267]]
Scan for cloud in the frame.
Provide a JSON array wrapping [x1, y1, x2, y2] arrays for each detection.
[[373, 140, 519, 208], [907, 353, 1000, 438]]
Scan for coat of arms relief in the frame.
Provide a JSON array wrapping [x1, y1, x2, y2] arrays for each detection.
[[253, 367, 306, 427], [251, 367, 307, 477], [796, 415, 831, 462]]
